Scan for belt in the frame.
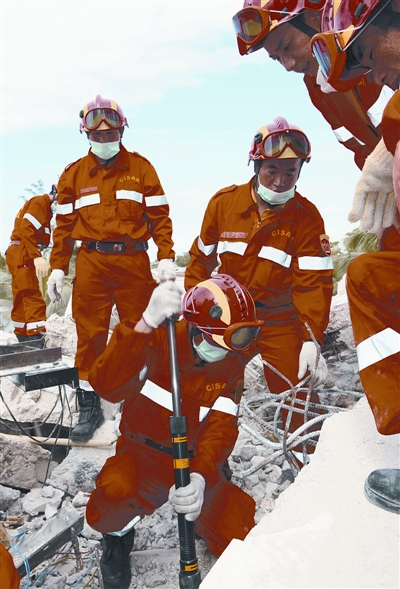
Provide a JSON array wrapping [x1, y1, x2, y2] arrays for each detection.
[[83, 240, 148, 254], [144, 438, 194, 459], [9, 240, 21, 246]]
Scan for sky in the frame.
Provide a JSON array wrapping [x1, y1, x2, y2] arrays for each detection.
[[1, 0, 363, 261]]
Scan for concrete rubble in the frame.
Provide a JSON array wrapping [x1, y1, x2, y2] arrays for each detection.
[[1, 280, 397, 588]]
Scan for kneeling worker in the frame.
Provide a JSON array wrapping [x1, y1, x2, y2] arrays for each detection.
[[86, 274, 263, 589]]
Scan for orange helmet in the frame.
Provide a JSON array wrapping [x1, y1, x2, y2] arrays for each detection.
[[79, 95, 129, 134], [311, 0, 393, 90], [233, 0, 326, 56], [182, 274, 263, 351], [248, 117, 311, 164]]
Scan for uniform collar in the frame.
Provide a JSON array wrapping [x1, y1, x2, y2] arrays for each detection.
[[88, 144, 130, 176]]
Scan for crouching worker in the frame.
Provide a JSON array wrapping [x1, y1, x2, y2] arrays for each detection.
[[86, 274, 263, 589]]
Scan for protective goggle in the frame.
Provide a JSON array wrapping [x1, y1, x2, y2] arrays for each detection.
[[311, 31, 370, 90], [204, 320, 263, 351], [83, 108, 123, 131], [256, 130, 311, 160], [233, 7, 273, 55]]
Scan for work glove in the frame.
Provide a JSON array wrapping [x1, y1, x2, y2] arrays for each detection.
[[142, 280, 182, 329], [47, 269, 65, 302], [348, 139, 396, 233], [33, 256, 49, 278], [298, 341, 327, 387], [169, 473, 206, 522], [157, 258, 176, 282]]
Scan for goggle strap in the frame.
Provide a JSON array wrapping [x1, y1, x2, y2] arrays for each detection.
[[290, 15, 319, 38]]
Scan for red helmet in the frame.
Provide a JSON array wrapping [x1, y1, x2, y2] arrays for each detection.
[[248, 117, 311, 164], [182, 274, 263, 351], [79, 95, 129, 134], [311, 0, 392, 90], [233, 0, 326, 56]]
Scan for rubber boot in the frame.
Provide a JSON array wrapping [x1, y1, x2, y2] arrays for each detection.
[[364, 468, 400, 514], [100, 528, 135, 589], [70, 388, 104, 442]]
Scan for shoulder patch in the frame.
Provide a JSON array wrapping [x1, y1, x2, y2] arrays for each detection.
[[320, 234, 331, 256], [132, 151, 154, 166], [210, 185, 238, 201]]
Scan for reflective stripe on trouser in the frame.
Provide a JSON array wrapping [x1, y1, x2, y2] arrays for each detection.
[[86, 440, 255, 557], [346, 251, 400, 435], [72, 247, 157, 381], [255, 305, 325, 449]]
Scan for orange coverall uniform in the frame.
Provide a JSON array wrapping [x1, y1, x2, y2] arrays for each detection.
[[346, 90, 400, 435], [304, 74, 387, 170], [86, 320, 256, 557], [184, 179, 333, 436], [0, 544, 20, 589], [6, 193, 52, 338], [50, 145, 175, 384]]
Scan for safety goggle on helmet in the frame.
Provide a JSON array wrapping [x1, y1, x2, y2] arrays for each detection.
[[248, 117, 311, 164], [310, 0, 392, 91], [79, 95, 129, 133], [232, 0, 326, 56], [182, 274, 263, 351]]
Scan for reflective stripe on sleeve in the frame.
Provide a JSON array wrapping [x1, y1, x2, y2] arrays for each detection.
[[116, 190, 143, 203], [198, 236, 216, 256], [23, 213, 41, 230], [298, 256, 334, 270], [333, 126, 356, 143], [56, 203, 74, 215], [259, 246, 292, 268], [218, 240, 247, 256], [356, 327, 400, 371], [199, 396, 239, 422], [75, 194, 101, 209], [144, 195, 168, 207], [12, 321, 25, 328], [140, 380, 173, 412]]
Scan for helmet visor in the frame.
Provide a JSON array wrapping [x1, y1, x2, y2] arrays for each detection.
[[233, 7, 270, 47], [84, 108, 122, 131], [262, 130, 311, 159]]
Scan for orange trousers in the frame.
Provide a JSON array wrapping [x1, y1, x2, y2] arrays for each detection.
[[346, 251, 400, 435], [6, 245, 46, 337], [72, 248, 157, 382], [0, 544, 20, 589], [86, 440, 255, 557]]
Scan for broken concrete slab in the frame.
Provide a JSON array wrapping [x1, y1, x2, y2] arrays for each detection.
[[200, 396, 400, 589], [0, 434, 57, 490]]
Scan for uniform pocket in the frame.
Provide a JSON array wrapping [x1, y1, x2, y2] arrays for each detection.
[[14, 266, 39, 291]]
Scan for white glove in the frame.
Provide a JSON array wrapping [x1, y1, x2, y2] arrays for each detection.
[[142, 281, 182, 329], [298, 341, 327, 386], [157, 258, 176, 282], [47, 269, 65, 302], [169, 473, 206, 522], [348, 139, 396, 233], [33, 256, 49, 278]]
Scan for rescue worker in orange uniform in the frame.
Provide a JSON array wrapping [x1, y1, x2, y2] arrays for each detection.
[[313, 0, 400, 514], [0, 544, 20, 589], [6, 184, 57, 347], [233, 0, 389, 172], [47, 95, 175, 443], [86, 275, 262, 589], [184, 118, 334, 461]]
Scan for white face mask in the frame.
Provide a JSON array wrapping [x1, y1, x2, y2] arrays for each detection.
[[193, 336, 229, 363], [257, 181, 296, 205], [90, 140, 120, 161]]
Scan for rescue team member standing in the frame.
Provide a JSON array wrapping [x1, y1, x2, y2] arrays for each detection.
[[184, 118, 334, 460], [47, 95, 175, 443], [233, 0, 389, 173], [6, 185, 57, 348], [313, 0, 400, 513], [85, 275, 262, 589]]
